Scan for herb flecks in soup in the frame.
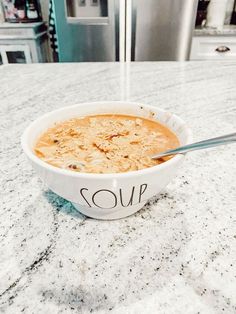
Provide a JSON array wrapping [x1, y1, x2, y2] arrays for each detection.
[[34, 114, 179, 174]]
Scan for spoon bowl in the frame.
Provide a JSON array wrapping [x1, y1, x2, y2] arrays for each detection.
[[152, 132, 236, 160]]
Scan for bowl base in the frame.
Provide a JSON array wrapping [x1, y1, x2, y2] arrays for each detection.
[[72, 201, 147, 220]]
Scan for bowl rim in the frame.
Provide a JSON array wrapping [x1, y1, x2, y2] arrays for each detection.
[[21, 101, 193, 179]]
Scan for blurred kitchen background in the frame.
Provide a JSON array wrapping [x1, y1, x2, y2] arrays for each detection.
[[0, 0, 236, 65]]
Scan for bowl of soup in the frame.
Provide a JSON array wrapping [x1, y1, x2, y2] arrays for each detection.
[[21, 101, 192, 220]]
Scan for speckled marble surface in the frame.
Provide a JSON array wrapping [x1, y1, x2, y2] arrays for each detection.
[[194, 25, 236, 36], [0, 62, 236, 314]]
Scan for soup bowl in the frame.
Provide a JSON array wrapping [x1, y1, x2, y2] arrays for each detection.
[[21, 101, 192, 220]]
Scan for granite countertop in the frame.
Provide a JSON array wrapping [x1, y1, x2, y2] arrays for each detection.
[[0, 62, 236, 314], [194, 25, 236, 36]]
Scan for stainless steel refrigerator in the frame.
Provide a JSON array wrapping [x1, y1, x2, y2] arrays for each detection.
[[53, 0, 198, 62]]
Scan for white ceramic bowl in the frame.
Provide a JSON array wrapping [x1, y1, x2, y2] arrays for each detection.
[[21, 101, 192, 220]]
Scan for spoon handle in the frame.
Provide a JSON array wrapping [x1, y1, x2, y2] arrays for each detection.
[[152, 132, 236, 159]]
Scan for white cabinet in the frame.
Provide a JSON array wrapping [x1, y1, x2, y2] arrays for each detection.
[[0, 44, 32, 64], [190, 36, 236, 60], [0, 22, 48, 64]]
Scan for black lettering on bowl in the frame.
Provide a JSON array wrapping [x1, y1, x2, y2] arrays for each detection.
[[79, 184, 148, 209], [80, 188, 91, 207], [139, 184, 147, 202], [119, 186, 135, 207], [92, 189, 118, 209]]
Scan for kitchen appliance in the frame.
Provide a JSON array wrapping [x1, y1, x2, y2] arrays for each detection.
[[53, 0, 119, 62], [130, 0, 198, 61], [53, 0, 198, 62]]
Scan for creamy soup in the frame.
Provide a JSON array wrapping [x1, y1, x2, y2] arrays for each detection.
[[34, 114, 179, 174]]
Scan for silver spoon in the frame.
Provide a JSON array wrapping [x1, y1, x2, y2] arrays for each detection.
[[151, 132, 236, 160]]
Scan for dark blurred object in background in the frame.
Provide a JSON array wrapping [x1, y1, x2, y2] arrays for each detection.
[[195, 0, 210, 26], [230, 0, 236, 24], [1, 0, 42, 23]]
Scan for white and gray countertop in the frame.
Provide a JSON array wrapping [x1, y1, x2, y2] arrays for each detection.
[[0, 62, 236, 314], [194, 25, 236, 36]]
